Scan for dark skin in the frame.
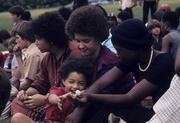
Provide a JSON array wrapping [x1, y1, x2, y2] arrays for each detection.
[[66, 45, 162, 123], [175, 47, 180, 76]]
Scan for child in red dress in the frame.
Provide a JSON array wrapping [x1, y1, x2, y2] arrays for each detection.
[[45, 57, 93, 123]]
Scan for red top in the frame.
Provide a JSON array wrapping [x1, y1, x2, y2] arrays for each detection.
[[0, 52, 5, 67], [45, 87, 74, 123]]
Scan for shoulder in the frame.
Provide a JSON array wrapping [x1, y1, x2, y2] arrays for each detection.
[[97, 46, 118, 70], [99, 46, 118, 63], [153, 53, 174, 65]]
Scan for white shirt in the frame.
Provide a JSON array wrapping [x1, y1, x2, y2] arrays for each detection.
[[147, 74, 180, 123], [120, 0, 133, 10]]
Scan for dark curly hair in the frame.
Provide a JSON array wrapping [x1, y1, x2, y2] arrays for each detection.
[[65, 5, 109, 42], [60, 57, 94, 87], [30, 11, 68, 48], [0, 30, 10, 43], [162, 11, 179, 29], [8, 5, 24, 18]]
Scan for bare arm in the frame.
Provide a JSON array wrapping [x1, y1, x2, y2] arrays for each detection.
[[87, 79, 158, 106], [66, 67, 125, 122], [26, 87, 40, 95], [175, 47, 180, 75], [48, 94, 59, 105], [161, 35, 172, 53], [86, 66, 124, 94], [128, 0, 137, 9], [19, 78, 33, 90]]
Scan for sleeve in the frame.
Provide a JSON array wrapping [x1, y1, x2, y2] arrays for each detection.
[[23, 53, 42, 81], [98, 63, 117, 78], [49, 87, 65, 96], [145, 54, 175, 86], [30, 54, 50, 95]]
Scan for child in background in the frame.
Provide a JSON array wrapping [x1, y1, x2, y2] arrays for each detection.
[[8, 5, 24, 35], [45, 57, 93, 123], [3, 37, 16, 78], [147, 19, 162, 51]]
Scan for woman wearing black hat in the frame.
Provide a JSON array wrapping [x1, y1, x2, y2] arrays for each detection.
[[70, 19, 175, 123]]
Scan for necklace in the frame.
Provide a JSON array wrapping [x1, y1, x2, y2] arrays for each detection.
[[138, 49, 154, 72]]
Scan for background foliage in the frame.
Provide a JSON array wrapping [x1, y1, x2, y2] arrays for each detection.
[[0, 0, 73, 11], [0, 0, 179, 51]]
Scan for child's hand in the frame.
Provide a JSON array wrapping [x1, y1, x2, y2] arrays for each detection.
[[13, 44, 21, 57], [58, 92, 71, 110], [68, 91, 88, 107]]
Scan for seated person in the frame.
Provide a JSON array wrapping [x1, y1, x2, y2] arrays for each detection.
[[12, 57, 94, 123], [147, 46, 180, 122], [11, 11, 81, 122], [3, 37, 16, 78], [12, 21, 44, 90], [0, 68, 11, 115], [69, 19, 175, 123]]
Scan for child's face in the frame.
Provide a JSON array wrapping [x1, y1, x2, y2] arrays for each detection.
[[10, 13, 20, 23], [62, 72, 86, 93], [15, 34, 27, 49], [151, 27, 160, 36]]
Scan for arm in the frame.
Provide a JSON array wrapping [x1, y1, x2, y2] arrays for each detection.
[[13, 45, 24, 74], [86, 66, 125, 94], [20, 53, 42, 90], [87, 79, 158, 106], [175, 47, 180, 76], [19, 78, 33, 90], [48, 94, 59, 105], [161, 35, 172, 53], [66, 67, 125, 122], [128, 0, 137, 9]]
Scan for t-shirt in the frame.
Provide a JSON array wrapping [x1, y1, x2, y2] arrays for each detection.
[[116, 53, 175, 103], [45, 87, 74, 123]]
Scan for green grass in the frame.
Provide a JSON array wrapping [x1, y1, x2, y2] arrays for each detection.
[[0, 0, 179, 51]]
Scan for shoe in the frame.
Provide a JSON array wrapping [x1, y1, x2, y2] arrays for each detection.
[[108, 113, 121, 123]]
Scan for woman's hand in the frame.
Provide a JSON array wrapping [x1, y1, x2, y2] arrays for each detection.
[[17, 90, 28, 102], [68, 91, 88, 107], [23, 94, 47, 108]]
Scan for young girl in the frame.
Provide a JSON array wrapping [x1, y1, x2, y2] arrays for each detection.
[[147, 19, 162, 51], [11, 57, 94, 123], [45, 57, 93, 123]]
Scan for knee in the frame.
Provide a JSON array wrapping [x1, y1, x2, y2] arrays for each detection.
[[11, 113, 24, 123]]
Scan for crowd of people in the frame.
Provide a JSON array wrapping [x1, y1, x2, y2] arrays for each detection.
[[0, 1, 180, 123]]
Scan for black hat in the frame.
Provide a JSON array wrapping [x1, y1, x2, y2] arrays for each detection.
[[111, 19, 153, 50]]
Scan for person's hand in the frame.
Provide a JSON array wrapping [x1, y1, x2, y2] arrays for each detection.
[[57, 92, 71, 110], [68, 91, 88, 107], [23, 94, 46, 108], [17, 90, 28, 102], [13, 45, 21, 57]]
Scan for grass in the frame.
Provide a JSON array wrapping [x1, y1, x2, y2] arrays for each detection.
[[0, 0, 179, 51]]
